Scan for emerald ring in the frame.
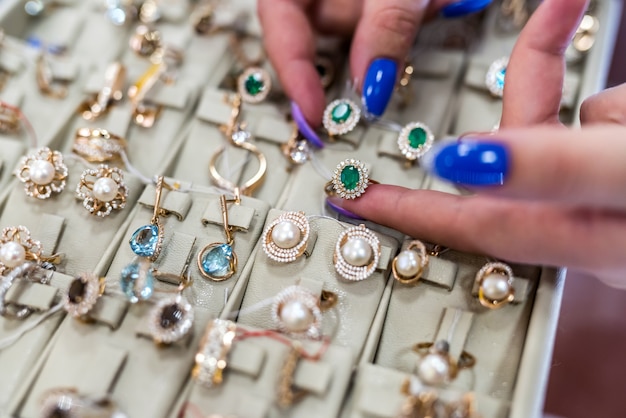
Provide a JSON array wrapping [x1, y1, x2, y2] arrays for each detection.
[[398, 121, 435, 162], [325, 159, 378, 200], [323, 98, 361, 137], [238, 66, 272, 104]]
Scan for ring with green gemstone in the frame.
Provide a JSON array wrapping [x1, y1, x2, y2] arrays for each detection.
[[238, 66, 272, 104], [485, 56, 508, 98], [323, 98, 361, 137], [325, 159, 378, 200], [397, 121, 434, 162]]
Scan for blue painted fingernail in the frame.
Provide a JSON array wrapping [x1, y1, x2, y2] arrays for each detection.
[[422, 140, 510, 186], [441, 0, 493, 18], [362, 58, 397, 118]]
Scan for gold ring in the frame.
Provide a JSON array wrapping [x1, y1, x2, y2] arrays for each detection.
[[475, 262, 515, 309], [73, 127, 127, 163], [392, 240, 429, 285], [413, 340, 475, 387], [0, 102, 21, 133], [193, 319, 237, 388], [209, 141, 267, 196], [325, 158, 379, 200]]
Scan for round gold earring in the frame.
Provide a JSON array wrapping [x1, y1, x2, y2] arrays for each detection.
[[475, 262, 515, 309], [333, 224, 381, 281], [392, 240, 429, 285], [15, 147, 68, 200], [261, 212, 310, 263]]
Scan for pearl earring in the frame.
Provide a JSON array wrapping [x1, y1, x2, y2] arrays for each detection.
[[413, 340, 475, 387], [261, 211, 310, 263], [75, 164, 128, 217], [14, 147, 68, 200], [0, 225, 43, 276], [475, 262, 515, 309], [392, 240, 429, 285], [333, 224, 381, 281], [271, 285, 337, 339]]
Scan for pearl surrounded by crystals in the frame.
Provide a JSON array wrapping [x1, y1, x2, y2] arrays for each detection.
[[395, 250, 421, 277], [280, 299, 315, 333], [92, 177, 120, 202], [481, 274, 512, 301], [417, 353, 450, 386], [341, 237, 372, 267], [28, 160, 56, 185], [0, 242, 26, 268], [271, 220, 302, 250]]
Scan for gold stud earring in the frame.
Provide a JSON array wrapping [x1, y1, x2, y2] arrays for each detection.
[[262, 212, 310, 263]]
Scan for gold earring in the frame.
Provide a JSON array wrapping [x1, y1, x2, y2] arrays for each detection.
[[75, 164, 128, 217], [262, 212, 310, 263], [475, 262, 515, 309], [63, 273, 106, 319], [333, 224, 381, 281], [15, 147, 68, 200], [148, 272, 194, 345], [392, 240, 429, 285]]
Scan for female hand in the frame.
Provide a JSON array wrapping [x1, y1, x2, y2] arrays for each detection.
[[331, 0, 626, 288], [257, 0, 493, 125]]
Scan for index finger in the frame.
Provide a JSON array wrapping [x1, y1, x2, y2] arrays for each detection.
[[258, 0, 326, 125]]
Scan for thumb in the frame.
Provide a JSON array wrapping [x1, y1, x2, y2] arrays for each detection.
[[350, 0, 427, 117]]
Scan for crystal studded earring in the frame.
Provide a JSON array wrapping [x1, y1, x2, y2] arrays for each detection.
[[147, 271, 194, 344], [333, 224, 381, 281], [129, 176, 170, 261], [14, 147, 68, 200], [261, 212, 310, 263], [474, 261, 515, 309], [63, 272, 106, 319], [75, 164, 128, 217], [197, 194, 240, 281]]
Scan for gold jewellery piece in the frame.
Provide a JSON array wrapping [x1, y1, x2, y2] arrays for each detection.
[[128, 62, 165, 128], [281, 124, 311, 169], [73, 127, 127, 163], [413, 340, 476, 387], [193, 318, 237, 388], [39, 387, 124, 418], [197, 195, 240, 281], [128, 176, 172, 261], [475, 262, 515, 309], [397, 122, 435, 165], [392, 240, 429, 285], [15, 147, 68, 200], [238, 66, 272, 104], [63, 273, 106, 319], [0, 262, 50, 319], [325, 159, 379, 200], [129, 25, 184, 68], [323, 98, 361, 137], [0, 101, 22, 133], [0, 226, 61, 276], [261, 211, 310, 263], [271, 285, 337, 340], [75, 164, 128, 217], [334, 224, 381, 281], [78, 62, 126, 121], [36, 53, 69, 99], [399, 378, 481, 418], [147, 272, 195, 345], [277, 345, 306, 408]]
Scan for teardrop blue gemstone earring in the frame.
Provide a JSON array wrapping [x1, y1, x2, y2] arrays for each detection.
[[129, 176, 169, 261]]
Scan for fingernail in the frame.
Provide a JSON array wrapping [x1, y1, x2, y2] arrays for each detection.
[[326, 197, 365, 220], [362, 58, 397, 118], [441, 0, 493, 18], [291, 101, 324, 148], [423, 140, 510, 186]]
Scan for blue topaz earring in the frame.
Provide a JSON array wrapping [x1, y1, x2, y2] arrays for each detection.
[[129, 176, 170, 261], [485, 56, 508, 98], [197, 194, 239, 281], [120, 257, 154, 303]]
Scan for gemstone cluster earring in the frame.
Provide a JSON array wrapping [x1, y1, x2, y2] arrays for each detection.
[[147, 272, 194, 344], [323, 98, 361, 137], [197, 194, 239, 281], [63, 273, 105, 319], [333, 224, 381, 281]]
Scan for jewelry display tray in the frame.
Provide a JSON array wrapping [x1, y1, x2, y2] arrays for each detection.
[[0, 0, 620, 417]]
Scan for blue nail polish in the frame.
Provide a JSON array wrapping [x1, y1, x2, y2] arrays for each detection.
[[441, 0, 493, 18], [362, 58, 397, 118], [426, 141, 510, 186]]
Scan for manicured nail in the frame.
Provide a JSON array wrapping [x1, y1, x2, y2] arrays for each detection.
[[422, 140, 510, 186], [291, 101, 324, 148], [326, 197, 365, 220], [441, 0, 493, 18], [362, 58, 397, 118]]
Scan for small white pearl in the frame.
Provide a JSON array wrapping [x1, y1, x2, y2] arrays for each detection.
[[417, 354, 450, 386], [481, 273, 511, 301], [395, 250, 422, 277], [0, 241, 26, 268], [28, 160, 55, 185], [271, 220, 301, 249], [280, 300, 314, 332], [341, 238, 372, 267], [92, 177, 119, 202]]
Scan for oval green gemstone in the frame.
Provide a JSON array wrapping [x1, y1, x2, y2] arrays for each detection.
[[408, 127, 427, 149], [340, 165, 360, 190], [245, 73, 265, 96], [331, 103, 352, 124]]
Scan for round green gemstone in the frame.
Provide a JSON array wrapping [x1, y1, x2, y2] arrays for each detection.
[[245, 73, 265, 96], [331, 103, 352, 124], [340, 165, 360, 190], [408, 127, 427, 149]]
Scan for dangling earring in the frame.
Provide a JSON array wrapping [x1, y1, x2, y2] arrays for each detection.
[[197, 194, 240, 281], [129, 176, 171, 261]]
